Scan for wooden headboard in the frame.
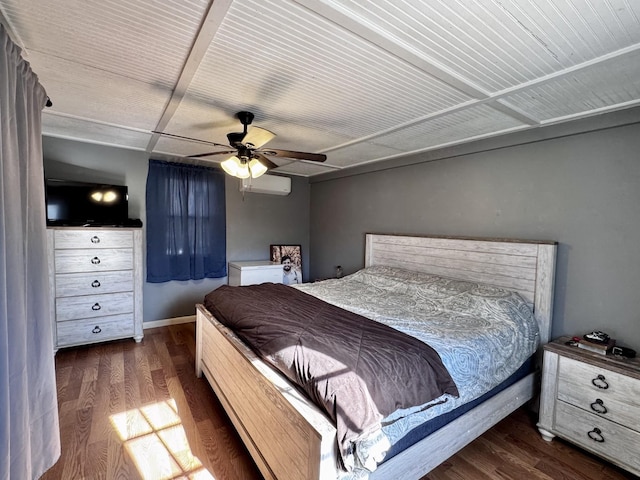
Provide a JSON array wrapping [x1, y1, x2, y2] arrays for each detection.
[[365, 234, 557, 344]]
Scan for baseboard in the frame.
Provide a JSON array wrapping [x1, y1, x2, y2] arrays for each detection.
[[143, 315, 195, 330]]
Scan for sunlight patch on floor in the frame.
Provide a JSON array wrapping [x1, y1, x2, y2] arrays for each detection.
[[110, 399, 215, 480]]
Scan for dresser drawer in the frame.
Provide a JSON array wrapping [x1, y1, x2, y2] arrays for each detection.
[[557, 356, 640, 429], [56, 314, 135, 347], [55, 271, 134, 297], [54, 229, 133, 249], [54, 248, 132, 274], [56, 292, 134, 321], [555, 400, 640, 473]]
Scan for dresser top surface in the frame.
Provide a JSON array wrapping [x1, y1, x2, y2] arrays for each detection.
[[546, 336, 640, 379], [229, 260, 281, 269]]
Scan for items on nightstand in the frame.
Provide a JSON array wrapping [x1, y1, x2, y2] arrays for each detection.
[[577, 335, 616, 355], [612, 346, 637, 358], [583, 330, 611, 344]]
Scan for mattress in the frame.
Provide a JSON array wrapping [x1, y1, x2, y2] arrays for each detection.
[[383, 356, 533, 461]]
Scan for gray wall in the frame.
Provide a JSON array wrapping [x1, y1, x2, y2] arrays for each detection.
[[309, 120, 640, 351], [43, 137, 310, 322]]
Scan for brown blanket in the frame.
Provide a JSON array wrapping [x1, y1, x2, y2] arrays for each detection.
[[204, 283, 458, 469]]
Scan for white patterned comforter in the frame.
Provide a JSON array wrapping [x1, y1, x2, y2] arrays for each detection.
[[293, 265, 539, 475]]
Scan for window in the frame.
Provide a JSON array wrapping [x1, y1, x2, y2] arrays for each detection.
[[146, 159, 226, 282]]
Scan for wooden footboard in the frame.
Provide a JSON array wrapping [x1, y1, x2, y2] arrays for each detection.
[[195, 304, 338, 480], [196, 303, 537, 480]]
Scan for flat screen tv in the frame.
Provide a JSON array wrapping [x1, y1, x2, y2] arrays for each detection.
[[45, 179, 129, 226]]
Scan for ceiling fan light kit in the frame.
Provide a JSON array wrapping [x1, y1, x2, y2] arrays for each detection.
[[157, 111, 327, 177], [221, 156, 268, 179]]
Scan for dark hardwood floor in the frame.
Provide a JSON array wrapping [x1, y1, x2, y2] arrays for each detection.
[[41, 323, 637, 480]]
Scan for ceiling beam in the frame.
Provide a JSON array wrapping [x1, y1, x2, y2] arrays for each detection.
[[293, 0, 490, 101], [145, 0, 234, 154], [295, 0, 640, 154]]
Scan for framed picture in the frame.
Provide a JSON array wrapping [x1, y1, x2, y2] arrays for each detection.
[[270, 244, 303, 285]]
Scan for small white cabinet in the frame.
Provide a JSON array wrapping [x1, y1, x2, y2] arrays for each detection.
[[228, 260, 283, 286], [537, 337, 640, 476], [47, 227, 144, 350]]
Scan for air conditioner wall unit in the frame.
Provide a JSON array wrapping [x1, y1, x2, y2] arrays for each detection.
[[240, 174, 291, 196]]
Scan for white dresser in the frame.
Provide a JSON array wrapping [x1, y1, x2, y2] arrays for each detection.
[[538, 337, 640, 476], [228, 260, 283, 286], [47, 227, 144, 350]]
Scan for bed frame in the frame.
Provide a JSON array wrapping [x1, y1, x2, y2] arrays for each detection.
[[195, 234, 557, 479]]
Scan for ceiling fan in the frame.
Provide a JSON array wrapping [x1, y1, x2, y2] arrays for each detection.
[[154, 111, 327, 178]]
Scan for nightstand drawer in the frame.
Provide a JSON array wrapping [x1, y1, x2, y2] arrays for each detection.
[[55, 271, 134, 297], [56, 292, 134, 321], [56, 314, 135, 347], [555, 401, 640, 473], [557, 356, 640, 429], [54, 229, 133, 249], [54, 248, 133, 273]]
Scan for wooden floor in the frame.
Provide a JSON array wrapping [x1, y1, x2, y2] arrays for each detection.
[[41, 323, 637, 480]]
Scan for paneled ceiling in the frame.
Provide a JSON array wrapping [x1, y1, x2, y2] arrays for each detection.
[[2, 0, 639, 177]]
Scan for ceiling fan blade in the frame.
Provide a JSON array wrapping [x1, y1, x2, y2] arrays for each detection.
[[152, 131, 231, 148], [188, 150, 237, 159], [259, 148, 326, 162], [242, 126, 276, 149], [253, 153, 279, 170]]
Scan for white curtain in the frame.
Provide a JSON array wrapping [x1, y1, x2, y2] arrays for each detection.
[[0, 24, 60, 479]]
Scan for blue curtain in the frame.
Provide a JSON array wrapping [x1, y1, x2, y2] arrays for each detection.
[[146, 159, 226, 282]]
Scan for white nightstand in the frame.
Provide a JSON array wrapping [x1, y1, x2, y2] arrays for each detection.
[[228, 260, 283, 286], [537, 337, 640, 476]]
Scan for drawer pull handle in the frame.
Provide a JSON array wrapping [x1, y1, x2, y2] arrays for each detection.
[[587, 427, 605, 443], [91, 257, 101, 265], [91, 280, 101, 288], [92, 303, 101, 311], [591, 374, 609, 389], [91, 236, 100, 244], [590, 398, 608, 414], [92, 325, 102, 334]]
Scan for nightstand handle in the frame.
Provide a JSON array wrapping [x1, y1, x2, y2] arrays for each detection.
[[91, 256, 101, 265], [591, 374, 609, 389], [587, 427, 605, 443], [590, 398, 608, 414], [91, 236, 100, 244], [92, 303, 101, 311], [92, 325, 101, 334]]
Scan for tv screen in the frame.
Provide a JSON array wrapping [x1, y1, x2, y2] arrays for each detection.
[[46, 179, 129, 226]]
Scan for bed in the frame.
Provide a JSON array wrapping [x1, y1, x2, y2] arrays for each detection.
[[195, 234, 557, 479]]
